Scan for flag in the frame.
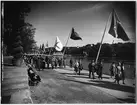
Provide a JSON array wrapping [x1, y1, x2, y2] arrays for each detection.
[[70, 28, 82, 40], [54, 36, 63, 51], [108, 9, 130, 41]]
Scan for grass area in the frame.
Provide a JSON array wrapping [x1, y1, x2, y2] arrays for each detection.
[[3, 56, 13, 65]]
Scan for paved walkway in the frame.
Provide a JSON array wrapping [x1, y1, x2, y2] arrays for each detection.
[[54, 66, 136, 103], [1, 65, 33, 104]]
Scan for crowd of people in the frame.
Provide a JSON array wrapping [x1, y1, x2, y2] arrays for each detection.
[[23, 55, 67, 70], [109, 61, 125, 84], [23, 54, 130, 86], [23, 55, 67, 86], [70, 58, 126, 85]]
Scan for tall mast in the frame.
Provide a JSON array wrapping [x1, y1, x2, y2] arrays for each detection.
[[95, 11, 112, 63], [63, 30, 71, 57]]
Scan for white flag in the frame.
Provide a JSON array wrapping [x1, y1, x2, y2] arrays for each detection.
[[54, 36, 63, 51]]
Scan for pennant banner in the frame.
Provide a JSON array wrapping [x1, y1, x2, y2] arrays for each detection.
[[54, 36, 63, 51], [108, 10, 130, 41], [70, 28, 82, 40]]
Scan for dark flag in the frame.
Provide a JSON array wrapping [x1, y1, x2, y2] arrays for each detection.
[[108, 9, 130, 41], [70, 28, 82, 40]]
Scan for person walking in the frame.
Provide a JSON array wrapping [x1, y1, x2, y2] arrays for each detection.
[[63, 58, 66, 68], [42, 57, 45, 70], [39, 56, 43, 71], [37, 56, 41, 71], [121, 61, 125, 84], [109, 62, 116, 79], [74, 60, 79, 75], [55, 58, 58, 69], [70, 58, 73, 68], [98, 60, 103, 80], [88, 60, 95, 79], [45, 56, 48, 68], [78, 59, 83, 75], [58, 58, 62, 67], [51, 57, 55, 69], [114, 62, 122, 84]]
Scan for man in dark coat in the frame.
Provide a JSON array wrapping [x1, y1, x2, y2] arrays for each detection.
[[36, 56, 41, 71], [98, 60, 103, 79], [70, 58, 73, 68], [45, 56, 49, 69], [88, 60, 95, 79], [78, 60, 83, 75]]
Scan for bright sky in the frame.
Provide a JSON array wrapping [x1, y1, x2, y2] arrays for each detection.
[[25, 1, 135, 47]]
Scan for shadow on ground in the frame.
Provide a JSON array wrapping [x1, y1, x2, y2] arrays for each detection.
[[58, 77, 135, 103], [60, 77, 135, 93], [59, 71, 135, 93], [117, 98, 136, 103]]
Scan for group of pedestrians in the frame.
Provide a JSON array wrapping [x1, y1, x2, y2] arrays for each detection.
[[24, 55, 130, 85], [24, 54, 67, 86], [23, 55, 67, 70], [70, 58, 126, 85], [88, 60, 103, 80], [109, 61, 125, 84], [73, 60, 83, 75]]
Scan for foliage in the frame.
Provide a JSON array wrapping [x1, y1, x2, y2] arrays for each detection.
[[20, 23, 36, 53], [3, 1, 36, 56], [66, 42, 135, 60]]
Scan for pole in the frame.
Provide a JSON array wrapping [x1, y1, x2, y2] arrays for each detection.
[[63, 30, 71, 57], [48, 47, 51, 56], [95, 11, 112, 63]]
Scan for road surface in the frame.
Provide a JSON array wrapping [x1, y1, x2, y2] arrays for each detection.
[[29, 67, 135, 103]]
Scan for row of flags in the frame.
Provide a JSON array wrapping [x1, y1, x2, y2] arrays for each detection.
[[54, 28, 82, 51], [40, 27, 82, 52], [44, 9, 130, 52]]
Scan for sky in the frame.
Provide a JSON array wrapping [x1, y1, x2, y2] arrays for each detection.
[[25, 1, 135, 47]]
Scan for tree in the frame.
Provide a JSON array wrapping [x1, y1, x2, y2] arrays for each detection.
[[3, 1, 36, 65], [20, 23, 36, 53], [4, 2, 30, 54], [4, 1, 36, 54]]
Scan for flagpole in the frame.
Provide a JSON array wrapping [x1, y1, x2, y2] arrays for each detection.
[[95, 11, 112, 63], [63, 30, 71, 57], [48, 47, 51, 56]]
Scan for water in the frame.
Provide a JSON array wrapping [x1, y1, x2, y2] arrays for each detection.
[[65, 56, 135, 79]]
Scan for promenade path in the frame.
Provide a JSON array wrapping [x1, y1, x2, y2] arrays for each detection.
[[2, 64, 135, 103], [1, 64, 33, 104], [29, 66, 135, 103], [54, 66, 136, 103]]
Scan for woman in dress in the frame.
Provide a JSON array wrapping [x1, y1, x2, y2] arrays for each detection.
[[109, 62, 116, 79], [114, 62, 122, 84], [74, 60, 79, 75]]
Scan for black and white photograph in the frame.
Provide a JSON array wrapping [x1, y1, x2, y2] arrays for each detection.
[[1, 1, 136, 104]]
